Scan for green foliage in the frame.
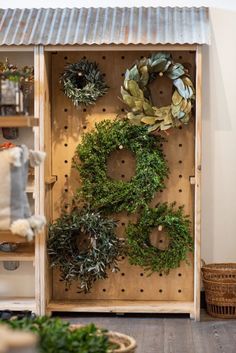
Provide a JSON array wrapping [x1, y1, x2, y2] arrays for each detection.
[[60, 60, 108, 106], [126, 203, 193, 274], [75, 119, 169, 213], [47, 208, 124, 292], [121, 52, 195, 132], [1, 316, 111, 353], [0, 58, 34, 82]]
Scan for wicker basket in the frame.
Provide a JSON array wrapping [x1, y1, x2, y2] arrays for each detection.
[[70, 325, 137, 353], [202, 263, 236, 318]]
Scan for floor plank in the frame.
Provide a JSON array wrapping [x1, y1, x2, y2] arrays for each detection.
[[60, 311, 236, 353], [164, 318, 195, 353]]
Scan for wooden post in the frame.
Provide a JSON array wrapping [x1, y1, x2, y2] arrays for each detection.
[[34, 45, 47, 315], [193, 45, 202, 321]]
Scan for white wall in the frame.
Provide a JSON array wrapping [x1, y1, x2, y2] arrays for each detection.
[[1, 1, 236, 267]]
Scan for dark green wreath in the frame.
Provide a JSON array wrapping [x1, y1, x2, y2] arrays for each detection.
[[75, 119, 169, 213], [126, 203, 193, 274], [60, 59, 108, 106], [47, 209, 124, 293]]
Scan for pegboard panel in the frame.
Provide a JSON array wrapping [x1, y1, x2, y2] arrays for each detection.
[[51, 50, 195, 303]]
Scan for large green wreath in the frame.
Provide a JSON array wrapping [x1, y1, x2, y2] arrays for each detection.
[[47, 209, 124, 293], [75, 119, 169, 213], [126, 203, 193, 273], [60, 59, 108, 106], [121, 52, 195, 132]]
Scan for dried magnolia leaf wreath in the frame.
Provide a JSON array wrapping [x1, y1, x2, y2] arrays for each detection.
[[60, 59, 108, 106], [121, 52, 195, 132], [47, 209, 124, 293]]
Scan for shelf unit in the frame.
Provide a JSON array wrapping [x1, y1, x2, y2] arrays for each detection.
[[0, 243, 34, 261], [0, 298, 36, 311], [0, 116, 39, 127], [0, 231, 31, 243], [0, 51, 38, 314]]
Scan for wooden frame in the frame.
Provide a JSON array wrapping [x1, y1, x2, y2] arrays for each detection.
[[0, 43, 202, 320], [37, 45, 202, 320]]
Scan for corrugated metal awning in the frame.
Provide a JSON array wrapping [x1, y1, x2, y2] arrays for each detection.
[[0, 7, 209, 46]]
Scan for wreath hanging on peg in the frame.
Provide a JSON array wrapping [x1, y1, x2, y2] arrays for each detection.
[[126, 203, 193, 274], [75, 119, 169, 213], [121, 52, 195, 132], [60, 59, 108, 106], [47, 209, 125, 293]]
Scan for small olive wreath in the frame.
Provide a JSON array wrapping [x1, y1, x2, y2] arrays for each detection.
[[75, 119, 169, 213], [121, 52, 195, 132], [60, 59, 108, 106], [47, 209, 124, 293], [126, 203, 193, 274]]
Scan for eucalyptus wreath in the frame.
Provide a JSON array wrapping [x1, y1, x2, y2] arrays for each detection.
[[60, 59, 108, 106], [47, 209, 124, 293], [126, 203, 193, 274], [121, 52, 195, 132], [75, 119, 169, 213]]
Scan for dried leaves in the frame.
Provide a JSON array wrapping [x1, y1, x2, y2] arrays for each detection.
[[121, 52, 195, 132]]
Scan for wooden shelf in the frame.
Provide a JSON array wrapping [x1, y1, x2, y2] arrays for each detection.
[[0, 231, 27, 244], [48, 300, 194, 315], [0, 298, 36, 311], [26, 178, 34, 193], [0, 116, 39, 127], [0, 243, 34, 261]]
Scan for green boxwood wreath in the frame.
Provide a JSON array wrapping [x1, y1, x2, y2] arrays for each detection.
[[121, 52, 195, 132], [60, 59, 108, 106], [47, 209, 124, 293], [75, 119, 169, 213], [126, 203, 193, 274]]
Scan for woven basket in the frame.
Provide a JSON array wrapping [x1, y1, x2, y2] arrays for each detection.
[[202, 263, 236, 318], [70, 325, 137, 353]]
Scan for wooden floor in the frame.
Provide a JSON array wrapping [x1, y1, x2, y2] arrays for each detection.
[[64, 310, 236, 353]]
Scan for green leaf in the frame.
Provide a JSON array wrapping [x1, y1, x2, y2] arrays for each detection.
[[172, 89, 183, 105], [121, 87, 136, 108], [173, 78, 187, 98], [128, 64, 140, 81], [127, 112, 143, 125], [133, 98, 144, 112], [139, 65, 149, 86], [147, 122, 161, 132], [143, 101, 155, 115], [141, 116, 157, 125], [128, 80, 144, 99], [167, 63, 185, 79]]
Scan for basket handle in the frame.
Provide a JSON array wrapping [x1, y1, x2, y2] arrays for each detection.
[[201, 259, 206, 267], [108, 338, 126, 352]]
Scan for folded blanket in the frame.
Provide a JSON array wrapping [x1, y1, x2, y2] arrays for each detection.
[[0, 145, 46, 241]]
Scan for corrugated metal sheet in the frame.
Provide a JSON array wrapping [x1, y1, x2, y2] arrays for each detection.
[[0, 7, 209, 46]]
